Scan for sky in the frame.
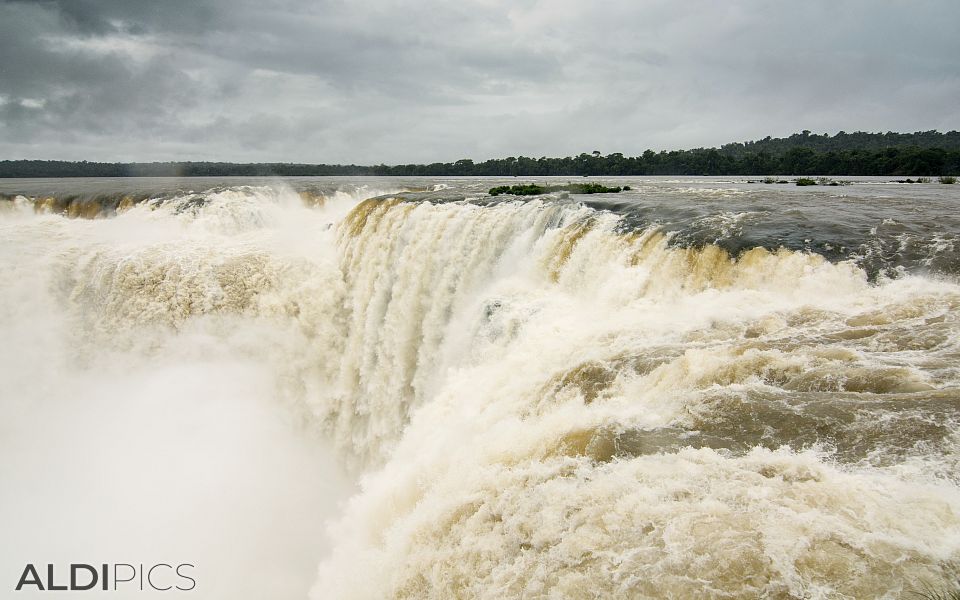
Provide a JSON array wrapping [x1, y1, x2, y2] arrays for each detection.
[[0, 0, 958, 164]]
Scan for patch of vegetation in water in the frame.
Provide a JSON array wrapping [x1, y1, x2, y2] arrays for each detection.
[[488, 183, 630, 196], [488, 184, 545, 196], [817, 176, 851, 186], [940, 175, 957, 184], [791, 177, 850, 186]]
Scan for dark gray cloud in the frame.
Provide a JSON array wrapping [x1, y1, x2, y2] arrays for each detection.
[[1, 0, 958, 163]]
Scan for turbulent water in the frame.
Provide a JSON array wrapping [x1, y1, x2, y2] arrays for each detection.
[[1, 176, 959, 599]]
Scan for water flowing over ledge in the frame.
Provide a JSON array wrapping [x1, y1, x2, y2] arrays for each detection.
[[1, 177, 958, 599]]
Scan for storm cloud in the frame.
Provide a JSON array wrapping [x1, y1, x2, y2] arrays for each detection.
[[1, 0, 958, 163]]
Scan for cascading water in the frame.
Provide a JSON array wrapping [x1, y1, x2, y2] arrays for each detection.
[[1, 177, 958, 599]]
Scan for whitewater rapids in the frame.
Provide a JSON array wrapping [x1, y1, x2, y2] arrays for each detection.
[[1, 177, 958, 599]]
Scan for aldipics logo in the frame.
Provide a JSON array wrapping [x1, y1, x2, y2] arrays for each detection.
[[14, 564, 195, 592]]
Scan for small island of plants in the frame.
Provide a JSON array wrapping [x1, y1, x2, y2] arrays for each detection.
[[794, 177, 851, 186], [488, 183, 630, 196]]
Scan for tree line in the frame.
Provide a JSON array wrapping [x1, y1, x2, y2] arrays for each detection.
[[2, 131, 958, 178]]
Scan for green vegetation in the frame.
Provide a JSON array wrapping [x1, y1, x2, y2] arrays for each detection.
[[488, 184, 546, 196], [573, 183, 630, 194], [488, 183, 628, 196], [941, 175, 957, 184], [819, 177, 850, 186], [791, 177, 851, 187], [3, 131, 959, 178], [720, 129, 960, 156]]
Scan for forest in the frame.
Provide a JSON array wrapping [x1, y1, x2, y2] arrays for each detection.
[[2, 131, 958, 178]]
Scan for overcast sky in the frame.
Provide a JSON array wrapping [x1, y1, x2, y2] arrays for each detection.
[[1, 0, 958, 163]]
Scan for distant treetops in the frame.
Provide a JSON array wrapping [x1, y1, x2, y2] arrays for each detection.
[[1, 131, 958, 178]]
